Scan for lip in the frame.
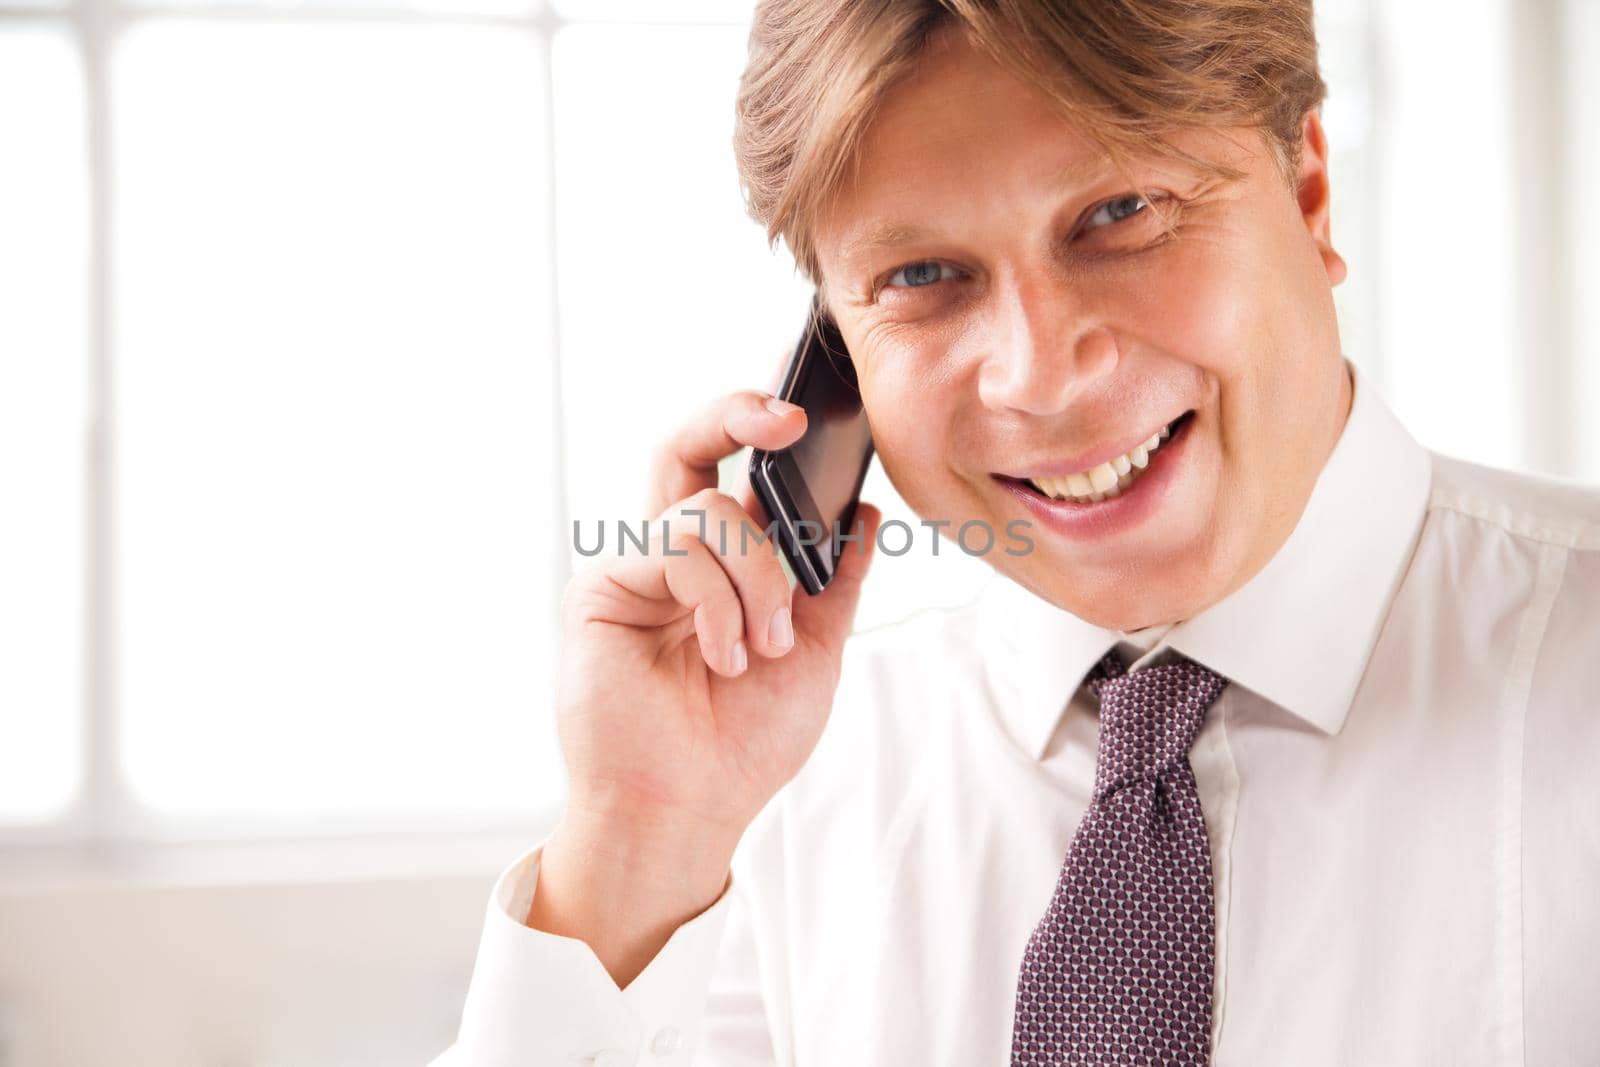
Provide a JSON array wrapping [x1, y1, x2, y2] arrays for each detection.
[[993, 410, 1196, 541], [999, 411, 1190, 480]]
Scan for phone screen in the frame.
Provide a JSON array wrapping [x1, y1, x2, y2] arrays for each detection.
[[748, 302, 875, 594], [786, 316, 873, 538]]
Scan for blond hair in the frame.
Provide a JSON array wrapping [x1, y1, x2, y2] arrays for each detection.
[[733, 0, 1327, 295]]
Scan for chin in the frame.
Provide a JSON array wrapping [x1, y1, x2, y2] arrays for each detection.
[[1022, 538, 1223, 632]]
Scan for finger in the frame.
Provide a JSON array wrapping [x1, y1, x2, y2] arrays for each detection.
[[660, 531, 750, 678], [684, 490, 795, 660], [647, 390, 806, 518], [598, 518, 748, 676], [791, 502, 881, 654], [734, 471, 771, 530]]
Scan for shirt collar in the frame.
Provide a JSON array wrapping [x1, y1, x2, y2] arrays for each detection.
[[979, 359, 1432, 759]]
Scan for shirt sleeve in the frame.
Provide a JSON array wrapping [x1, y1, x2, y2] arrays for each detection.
[[430, 837, 775, 1067]]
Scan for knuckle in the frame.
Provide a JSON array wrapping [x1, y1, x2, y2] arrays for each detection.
[[702, 585, 744, 625], [648, 443, 680, 487], [559, 570, 606, 626], [685, 486, 727, 512], [759, 551, 791, 593], [558, 575, 583, 621], [664, 527, 703, 557], [648, 428, 677, 467]]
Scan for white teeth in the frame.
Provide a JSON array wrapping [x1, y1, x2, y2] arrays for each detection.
[[1022, 416, 1182, 504]]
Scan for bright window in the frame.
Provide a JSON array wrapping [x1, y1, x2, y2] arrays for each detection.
[[0, 25, 86, 825], [0, 0, 1594, 840], [113, 22, 562, 823], [1566, 0, 1600, 475]]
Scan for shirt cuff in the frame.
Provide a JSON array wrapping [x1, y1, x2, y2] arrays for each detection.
[[449, 837, 736, 1066]]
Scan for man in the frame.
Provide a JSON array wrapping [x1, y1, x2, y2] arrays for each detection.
[[435, 1, 1600, 1063]]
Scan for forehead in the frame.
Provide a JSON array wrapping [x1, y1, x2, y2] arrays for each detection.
[[817, 33, 1106, 257], [850, 31, 1096, 187], [816, 31, 1271, 279]]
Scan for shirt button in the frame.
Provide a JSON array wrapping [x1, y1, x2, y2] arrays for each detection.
[[649, 1026, 683, 1056], [591, 1051, 631, 1067]]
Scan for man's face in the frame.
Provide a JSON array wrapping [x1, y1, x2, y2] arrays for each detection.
[[814, 30, 1351, 631]]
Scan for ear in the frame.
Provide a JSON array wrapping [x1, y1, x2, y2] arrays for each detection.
[[1295, 109, 1347, 287]]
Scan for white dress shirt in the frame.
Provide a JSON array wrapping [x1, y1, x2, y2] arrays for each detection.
[[435, 360, 1600, 1067]]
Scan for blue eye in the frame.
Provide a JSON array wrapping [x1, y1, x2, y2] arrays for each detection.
[[1085, 195, 1148, 229], [886, 261, 954, 288]]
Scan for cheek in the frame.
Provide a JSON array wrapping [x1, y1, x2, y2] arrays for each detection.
[[859, 363, 968, 507], [1129, 238, 1258, 378], [1123, 232, 1311, 465]]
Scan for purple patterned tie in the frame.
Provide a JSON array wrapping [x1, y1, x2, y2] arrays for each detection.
[[1010, 649, 1229, 1066]]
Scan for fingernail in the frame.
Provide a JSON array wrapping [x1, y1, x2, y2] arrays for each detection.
[[769, 607, 793, 650], [764, 396, 799, 416], [730, 640, 748, 674]]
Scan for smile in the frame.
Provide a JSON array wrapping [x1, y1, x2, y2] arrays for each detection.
[[1005, 411, 1195, 504]]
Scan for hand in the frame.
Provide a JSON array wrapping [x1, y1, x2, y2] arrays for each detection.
[[529, 387, 880, 987], [556, 388, 881, 849]]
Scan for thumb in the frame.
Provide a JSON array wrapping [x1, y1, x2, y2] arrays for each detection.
[[791, 502, 881, 653]]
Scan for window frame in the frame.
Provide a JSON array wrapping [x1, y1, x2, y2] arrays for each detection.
[[0, 0, 762, 861], [1, 0, 1588, 873]]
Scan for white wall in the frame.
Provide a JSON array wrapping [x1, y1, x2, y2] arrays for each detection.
[[1, 1, 1596, 1064], [0, 839, 521, 1066]]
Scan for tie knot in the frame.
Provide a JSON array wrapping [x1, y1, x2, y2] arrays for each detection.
[[1085, 649, 1228, 799]]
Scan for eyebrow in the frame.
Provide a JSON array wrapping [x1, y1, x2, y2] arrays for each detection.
[[837, 221, 939, 265], [1050, 153, 1116, 190], [834, 154, 1119, 267]]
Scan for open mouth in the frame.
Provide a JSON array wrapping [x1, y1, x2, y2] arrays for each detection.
[[1003, 410, 1196, 504]]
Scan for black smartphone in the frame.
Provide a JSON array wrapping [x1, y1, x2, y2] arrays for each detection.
[[748, 298, 875, 595]]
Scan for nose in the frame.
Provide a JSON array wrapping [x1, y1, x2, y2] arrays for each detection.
[[975, 279, 1118, 414]]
